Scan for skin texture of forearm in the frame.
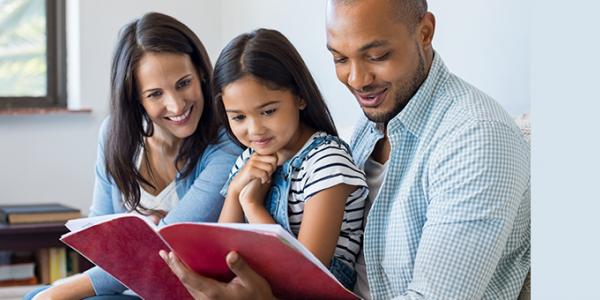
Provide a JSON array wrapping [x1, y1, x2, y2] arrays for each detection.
[[219, 191, 246, 223], [32, 273, 95, 300]]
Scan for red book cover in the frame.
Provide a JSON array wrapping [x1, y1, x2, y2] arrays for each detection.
[[61, 214, 360, 300], [60, 215, 192, 300]]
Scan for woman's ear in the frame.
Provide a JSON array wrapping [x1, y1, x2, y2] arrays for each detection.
[[297, 98, 307, 110]]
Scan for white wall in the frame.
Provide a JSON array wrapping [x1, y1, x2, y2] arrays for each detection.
[[531, 0, 600, 298], [429, 0, 530, 115], [0, 0, 530, 214]]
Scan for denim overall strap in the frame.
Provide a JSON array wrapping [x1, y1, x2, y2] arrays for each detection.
[[263, 135, 347, 233], [263, 166, 292, 232]]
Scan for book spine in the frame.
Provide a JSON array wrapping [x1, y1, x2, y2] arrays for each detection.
[[48, 248, 67, 283], [35, 248, 51, 284], [0, 210, 8, 224]]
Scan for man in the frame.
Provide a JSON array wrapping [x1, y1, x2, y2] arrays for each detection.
[[163, 0, 530, 299]]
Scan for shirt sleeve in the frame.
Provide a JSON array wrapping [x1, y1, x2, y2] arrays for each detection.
[[394, 121, 529, 299], [302, 142, 367, 202], [89, 117, 119, 217]]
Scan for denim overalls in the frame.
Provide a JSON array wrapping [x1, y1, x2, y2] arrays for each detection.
[[261, 134, 357, 289]]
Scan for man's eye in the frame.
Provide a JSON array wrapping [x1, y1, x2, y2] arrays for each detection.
[[334, 57, 348, 64], [262, 109, 276, 116], [370, 52, 390, 62]]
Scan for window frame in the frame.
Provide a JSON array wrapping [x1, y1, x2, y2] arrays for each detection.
[[0, 0, 67, 109]]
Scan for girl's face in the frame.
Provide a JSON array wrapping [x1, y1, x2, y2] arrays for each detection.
[[222, 76, 307, 156], [136, 52, 204, 141]]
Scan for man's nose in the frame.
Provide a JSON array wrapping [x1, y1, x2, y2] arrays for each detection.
[[347, 62, 374, 91]]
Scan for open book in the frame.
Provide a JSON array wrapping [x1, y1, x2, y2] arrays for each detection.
[[61, 214, 360, 300]]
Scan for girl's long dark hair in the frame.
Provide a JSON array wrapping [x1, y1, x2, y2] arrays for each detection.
[[106, 12, 219, 211], [213, 28, 337, 146]]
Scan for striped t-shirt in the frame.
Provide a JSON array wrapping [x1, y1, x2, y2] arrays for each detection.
[[227, 132, 368, 267]]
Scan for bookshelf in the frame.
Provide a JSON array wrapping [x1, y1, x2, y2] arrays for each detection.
[[0, 222, 93, 298], [0, 222, 68, 250]]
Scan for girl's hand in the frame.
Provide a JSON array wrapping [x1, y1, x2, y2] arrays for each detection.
[[228, 153, 277, 196], [239, 178, 271, 208]]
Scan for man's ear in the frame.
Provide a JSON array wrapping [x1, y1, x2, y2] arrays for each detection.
[[419, 12, 436, 50]]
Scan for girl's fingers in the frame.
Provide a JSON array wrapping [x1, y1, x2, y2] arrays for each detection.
[[250, 152, 278, 169], [247, 161, 276, 178]]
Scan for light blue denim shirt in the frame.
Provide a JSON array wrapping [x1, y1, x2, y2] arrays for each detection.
[[352, 53, 530, 299], [84, 117, 242, 295]]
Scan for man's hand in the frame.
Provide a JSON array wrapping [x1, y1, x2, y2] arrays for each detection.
[[160, 250, 275, 300]]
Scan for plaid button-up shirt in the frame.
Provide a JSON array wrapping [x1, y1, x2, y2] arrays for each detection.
[[351, 53, 530, 300]]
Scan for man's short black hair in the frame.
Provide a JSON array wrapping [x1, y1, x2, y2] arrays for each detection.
[[335, 0, 428, 31]]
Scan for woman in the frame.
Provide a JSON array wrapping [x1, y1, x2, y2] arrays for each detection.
[[28, 12, 241, 300]]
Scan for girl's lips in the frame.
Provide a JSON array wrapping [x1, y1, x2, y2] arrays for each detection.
[[252, 137, 274, 147], [356, 88, 388, 108]]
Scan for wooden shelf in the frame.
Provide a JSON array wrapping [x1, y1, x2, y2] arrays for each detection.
[[0, 222, 68, 251]]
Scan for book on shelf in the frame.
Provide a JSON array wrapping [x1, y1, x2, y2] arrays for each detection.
[[60, 213, 360, 300], [0, 203, 81, 225], [33, 248, 79, 285], [0, 251, 36, 287]]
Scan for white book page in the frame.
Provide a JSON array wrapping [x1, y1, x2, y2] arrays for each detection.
[[65, 213, 156, 232]]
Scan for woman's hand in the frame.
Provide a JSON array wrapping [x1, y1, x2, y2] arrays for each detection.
[[160, 250, 275, 300], [228, 153, 277, 197], [148, 209, 167, 225]]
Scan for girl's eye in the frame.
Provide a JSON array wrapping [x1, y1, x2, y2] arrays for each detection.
[[262, 108, 276, 116], [231, 115, 246, 122], [370, 52, 390, 62], [147, 90, 163, 99], [176, 78, 192, 89]]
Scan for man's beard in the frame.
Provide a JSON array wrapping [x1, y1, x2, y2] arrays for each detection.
[[364, 44, 427, 124]]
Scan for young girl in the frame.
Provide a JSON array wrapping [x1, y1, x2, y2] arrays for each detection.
[[214, 28, 368, 289], [28, 12, 241, 300]]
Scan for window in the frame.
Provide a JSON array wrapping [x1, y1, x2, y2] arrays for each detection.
[[0, 0, 66, 109]]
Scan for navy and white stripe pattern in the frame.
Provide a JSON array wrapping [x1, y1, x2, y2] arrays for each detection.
[[229, 132, 368, 266]]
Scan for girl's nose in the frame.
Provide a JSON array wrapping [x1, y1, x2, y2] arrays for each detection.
[[248, 118, 266, 135]]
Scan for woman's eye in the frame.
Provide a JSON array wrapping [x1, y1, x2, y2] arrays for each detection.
[[147, 91, 163, 99], [231, 115, 246, 121], [177, 78, 192, 89], [262, 109, 276, 116]]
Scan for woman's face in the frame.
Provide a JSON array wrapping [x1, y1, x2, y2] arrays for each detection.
[[135, 52, 204, 140]]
